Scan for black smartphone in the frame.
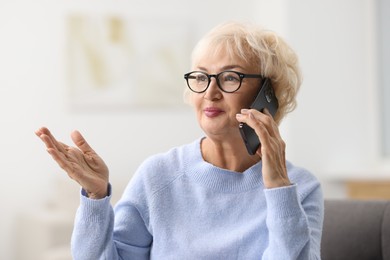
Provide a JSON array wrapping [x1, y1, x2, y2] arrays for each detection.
[[239, 78, 279, 155]]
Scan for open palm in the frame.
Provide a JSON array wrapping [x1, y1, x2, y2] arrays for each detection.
[[36, 127, 109, 199]]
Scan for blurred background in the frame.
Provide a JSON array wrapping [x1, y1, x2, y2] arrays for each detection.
[[0, 0, 389, 259]]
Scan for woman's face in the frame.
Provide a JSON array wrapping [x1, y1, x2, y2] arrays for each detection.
[[190, 48, 261, 139]]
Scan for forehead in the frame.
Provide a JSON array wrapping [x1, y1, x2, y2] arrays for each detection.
[[192, 44, 250, 71]]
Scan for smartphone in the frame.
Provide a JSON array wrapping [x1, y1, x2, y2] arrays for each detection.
[[239, 78, 279, 155]]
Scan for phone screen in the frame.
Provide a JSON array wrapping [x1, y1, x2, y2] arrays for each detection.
[[239, 78, 279, 155]]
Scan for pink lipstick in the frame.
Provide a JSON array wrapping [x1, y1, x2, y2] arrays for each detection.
[[204, 107, 224, 118]]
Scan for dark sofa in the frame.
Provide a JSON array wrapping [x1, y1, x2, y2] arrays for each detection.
[[321, 199, 390, 260]]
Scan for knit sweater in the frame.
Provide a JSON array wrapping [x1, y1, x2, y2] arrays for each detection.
[[71, 138, 324, 260]]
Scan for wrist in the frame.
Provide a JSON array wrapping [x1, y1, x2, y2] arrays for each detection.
[[85, 183, 110, 200]]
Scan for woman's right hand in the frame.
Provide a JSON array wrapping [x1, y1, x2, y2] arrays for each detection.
[[35, 127, 109, 199]]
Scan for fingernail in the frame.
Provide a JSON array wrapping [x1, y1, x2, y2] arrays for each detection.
[[241, 109, 249, 113]]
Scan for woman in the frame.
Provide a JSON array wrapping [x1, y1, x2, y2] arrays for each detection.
[[36, 21, 323, 259]]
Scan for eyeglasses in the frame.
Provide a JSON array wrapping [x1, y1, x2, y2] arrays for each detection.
[[184, 71, 263, 93]]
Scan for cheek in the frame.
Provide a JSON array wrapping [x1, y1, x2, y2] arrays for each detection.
[[243, 96, 255, 108], [233, 95, 255, 111], [241, 88, 259, 108], [189, 94, 203, 118]]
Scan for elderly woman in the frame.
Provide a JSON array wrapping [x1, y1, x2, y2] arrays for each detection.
[[36, 21, 323, 259]]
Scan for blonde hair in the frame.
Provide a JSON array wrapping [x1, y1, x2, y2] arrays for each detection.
[[186, 21, 302, 124]]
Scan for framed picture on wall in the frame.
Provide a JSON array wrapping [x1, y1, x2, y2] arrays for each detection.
[[66, 14, 193, 111]]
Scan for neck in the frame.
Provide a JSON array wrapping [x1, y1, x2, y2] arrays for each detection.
[[201, 136, 261, 172]]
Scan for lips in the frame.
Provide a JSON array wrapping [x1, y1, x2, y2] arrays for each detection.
[[204, 107, 224, 117]]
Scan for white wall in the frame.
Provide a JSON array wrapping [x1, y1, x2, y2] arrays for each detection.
[[379, 0, 390, 156], [285, 0, 390, 180], [0, 0, 384, 259]]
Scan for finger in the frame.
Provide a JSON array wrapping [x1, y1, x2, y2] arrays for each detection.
[[238, 109, 273, 136], [237, 110, 279, 155], [35, 127, 46, 137], [261, 108, 282, 138], [35, 126, 54, 139], [35, 127, 52, 144], [38, 132, 69, 153], [249, 109, 281, 140], [36, 127, 76, 171], [36, 127, 68, 153], [71, 130, 95, 154], [263, 108, 271, 115]]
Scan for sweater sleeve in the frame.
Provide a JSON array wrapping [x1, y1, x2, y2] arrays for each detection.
[[70, 185, 152, 260], [262, 183, 323, 260]]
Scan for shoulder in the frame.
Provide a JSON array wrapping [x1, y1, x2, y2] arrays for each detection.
[[139, 138, 198, 177], [126, 139, 200, 196], [286, 161, 318, 183]]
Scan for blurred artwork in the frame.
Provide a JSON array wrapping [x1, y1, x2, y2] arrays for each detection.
[[67, 14, 191, 110]]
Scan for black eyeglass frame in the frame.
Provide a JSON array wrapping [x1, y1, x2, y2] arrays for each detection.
[[184, 70, 263, 93]]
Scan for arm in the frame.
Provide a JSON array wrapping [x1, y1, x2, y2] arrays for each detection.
[[71, 186, 152, 260], [263, 183, 323, 260], [236, 110, 323, 259], [35, 127, 152, 259], [71, 189, 116, 260]]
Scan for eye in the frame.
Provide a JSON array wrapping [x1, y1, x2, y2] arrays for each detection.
[[221, 72, 240, 82], [196, 74, 208, 82]]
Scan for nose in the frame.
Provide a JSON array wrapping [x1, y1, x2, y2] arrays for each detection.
[[204, 77, 222, 101]]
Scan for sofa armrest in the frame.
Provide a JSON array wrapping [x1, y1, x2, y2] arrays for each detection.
[[383, 202, 390, 259], [321, 200, 390, 260]]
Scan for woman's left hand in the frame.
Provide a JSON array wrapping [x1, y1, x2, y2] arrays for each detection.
[[236, 108, 290, 189]]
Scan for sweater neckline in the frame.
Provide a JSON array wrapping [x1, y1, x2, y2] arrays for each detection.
[[184, 138, 264, 193]]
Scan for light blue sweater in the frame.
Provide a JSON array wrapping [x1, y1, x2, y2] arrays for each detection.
[[71, 138, 324, 259]]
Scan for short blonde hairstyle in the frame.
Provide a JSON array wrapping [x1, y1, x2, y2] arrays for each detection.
[[186, 21, 302, 124]]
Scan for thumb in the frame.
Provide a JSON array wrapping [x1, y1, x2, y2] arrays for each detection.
[[71, 130, 94, 154]]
